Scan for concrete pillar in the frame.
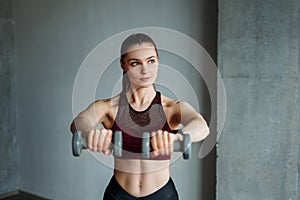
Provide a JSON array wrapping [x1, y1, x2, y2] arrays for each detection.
[[217, 0, 300, 199], [0, 0, 17, 194]]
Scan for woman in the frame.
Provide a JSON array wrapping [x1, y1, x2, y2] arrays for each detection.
[[70, 33, 210, 200]]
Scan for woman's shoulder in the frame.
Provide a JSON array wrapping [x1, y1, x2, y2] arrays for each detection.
[[93, 94, 122, 110], [160, 93, 192, 110], [160, 93, 180, 108], [92, 94, 122, 126]]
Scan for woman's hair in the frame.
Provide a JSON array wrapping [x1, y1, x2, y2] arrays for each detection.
[[120, 33, 158, 91]]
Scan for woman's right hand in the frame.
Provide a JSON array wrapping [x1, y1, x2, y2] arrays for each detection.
[[86, 128, 113, 155]]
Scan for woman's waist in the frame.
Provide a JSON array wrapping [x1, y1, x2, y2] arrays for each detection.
[[114, 158, 170, 173], [113, 164, 170, 197]]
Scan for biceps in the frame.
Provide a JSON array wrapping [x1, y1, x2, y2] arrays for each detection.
[[75, 102, 105, 128], [178, 102, 201, 125]]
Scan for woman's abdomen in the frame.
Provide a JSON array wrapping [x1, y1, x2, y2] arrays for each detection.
[[113, 158, 170, 197]]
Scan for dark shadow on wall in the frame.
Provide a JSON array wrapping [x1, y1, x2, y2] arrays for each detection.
[[197, 0, 218, 200]]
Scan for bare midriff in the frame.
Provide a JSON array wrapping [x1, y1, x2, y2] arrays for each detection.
[[114, 158, 170, 197]]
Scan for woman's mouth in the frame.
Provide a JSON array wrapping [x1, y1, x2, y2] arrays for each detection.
[[139, 77, 151, 82]]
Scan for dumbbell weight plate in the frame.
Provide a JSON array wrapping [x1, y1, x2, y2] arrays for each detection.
[[113, 131, 122, 157], [183, 134, 191, 159], [72, 131, 85, 157], [142, 132, 151, 159]]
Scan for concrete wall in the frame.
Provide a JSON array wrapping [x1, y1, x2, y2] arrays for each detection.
[[217, 0, 300, 199], [0, 0, 18, 194], [14, 0, 216, 199]]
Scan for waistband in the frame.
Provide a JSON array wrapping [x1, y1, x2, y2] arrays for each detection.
[[104, 175, 178, 200]]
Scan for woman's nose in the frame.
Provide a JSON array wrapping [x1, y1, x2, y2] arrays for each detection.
[[140, 63, 149, 74]]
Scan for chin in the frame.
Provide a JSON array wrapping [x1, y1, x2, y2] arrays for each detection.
[[139, 83, 154, 88]]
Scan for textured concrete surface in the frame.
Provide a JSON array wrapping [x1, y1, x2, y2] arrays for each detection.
[[217, 0, 300, 199], [0, 0, 17, 195]]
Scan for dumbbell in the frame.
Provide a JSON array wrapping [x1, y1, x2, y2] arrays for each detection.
[[72, 130, 122, 157], [142, 130, 192, 160]]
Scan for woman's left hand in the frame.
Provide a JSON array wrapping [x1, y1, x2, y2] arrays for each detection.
[[150, 130, 183, 157]]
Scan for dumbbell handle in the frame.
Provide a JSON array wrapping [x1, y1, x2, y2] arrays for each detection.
[[142, 131, 192, 159], [72, 130, 122, 157]]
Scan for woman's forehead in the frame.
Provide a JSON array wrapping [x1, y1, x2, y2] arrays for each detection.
[[126, 42, 155, 52], [125, 43, 157, 60]]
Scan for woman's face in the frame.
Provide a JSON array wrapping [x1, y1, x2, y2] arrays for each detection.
[[121, 42, 159, 89]]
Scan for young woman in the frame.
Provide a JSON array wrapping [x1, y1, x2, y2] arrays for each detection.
[[70, 33, 210, 200]]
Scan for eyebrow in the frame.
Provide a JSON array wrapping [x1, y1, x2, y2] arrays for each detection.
[[128, 56, 156, 62]]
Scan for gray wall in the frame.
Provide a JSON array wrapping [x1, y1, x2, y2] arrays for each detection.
[[13, 0, 216, 199], [217, 0, 300, 199], [0, 0, 17, 194]]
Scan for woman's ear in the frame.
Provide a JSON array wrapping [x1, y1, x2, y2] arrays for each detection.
[[120, 58, 126, 71]]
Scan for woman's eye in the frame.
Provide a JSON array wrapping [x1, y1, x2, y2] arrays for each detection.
[[130, 62, 139, 66], [148, 59, 155, 64]]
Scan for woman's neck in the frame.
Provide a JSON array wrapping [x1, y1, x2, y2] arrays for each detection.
[[126, 86, 156, 109]]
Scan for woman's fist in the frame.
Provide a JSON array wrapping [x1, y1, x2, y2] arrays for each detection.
[[150, 130, 183, 157], [87, 128, 113, 155]]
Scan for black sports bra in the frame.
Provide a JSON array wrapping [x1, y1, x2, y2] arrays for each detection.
[[111, 91, 177, 160]]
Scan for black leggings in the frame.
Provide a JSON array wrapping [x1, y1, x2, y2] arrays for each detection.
[[103, 176, 179, 200]]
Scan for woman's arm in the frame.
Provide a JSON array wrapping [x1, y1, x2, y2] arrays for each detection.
[[150, 99, 209, 157], [177, 101, 210, 142], [70, 99, 114, 154], [70, 100, 109, 134]]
